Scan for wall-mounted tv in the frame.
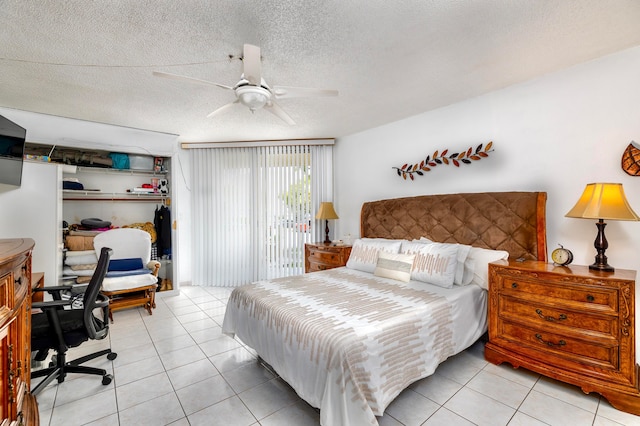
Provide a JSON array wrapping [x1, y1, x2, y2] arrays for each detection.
[[0, 115, 26, 188]]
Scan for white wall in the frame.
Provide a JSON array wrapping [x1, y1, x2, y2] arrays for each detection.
[[335, 45, 640, 275], [0, 161, 61, 286], [171, 147, 192, 285]]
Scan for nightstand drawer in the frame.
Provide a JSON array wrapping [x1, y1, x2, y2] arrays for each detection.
[[498, 295, 617, 337], [496, 275, 618, 314], [309, 250, 342, 264], [496, 320, 619, 371], [308, 261, 331, 272]]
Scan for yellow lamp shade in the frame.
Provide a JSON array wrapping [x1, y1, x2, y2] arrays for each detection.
[[565, 182, 639, 272], [565, 183, 639, 221], [315, 202, 339, 220]]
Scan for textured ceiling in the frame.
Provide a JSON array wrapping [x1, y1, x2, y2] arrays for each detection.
[[1, 1, 640, 143]]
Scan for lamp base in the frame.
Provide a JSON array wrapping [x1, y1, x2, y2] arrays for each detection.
[[589, 263, 614, 273], [323, 219, 331, 244], [590, 219, 614, 273]]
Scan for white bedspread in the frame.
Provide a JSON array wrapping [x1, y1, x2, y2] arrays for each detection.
[[222, 267, 487, 426]]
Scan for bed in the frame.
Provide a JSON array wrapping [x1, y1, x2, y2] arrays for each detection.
[[222, 191, 547, 425]]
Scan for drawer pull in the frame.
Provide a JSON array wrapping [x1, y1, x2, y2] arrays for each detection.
[[535, 309, 567, 322], [586, 295, 595, 302], [535, 333, 566, 347], [511, 282, 518, 288]]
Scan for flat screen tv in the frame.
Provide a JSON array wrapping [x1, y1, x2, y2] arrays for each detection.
[[0, 115, 26, 188]]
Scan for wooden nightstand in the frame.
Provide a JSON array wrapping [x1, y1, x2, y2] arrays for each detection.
[[304, 243, 352, 273], [485, 259, 640, 415]]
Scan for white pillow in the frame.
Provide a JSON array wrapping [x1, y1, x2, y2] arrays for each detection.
[[467, 247, 509, 290], [416, 238, 471, 285], [346, 238, 403, 273], [401, 241, 459, 288], [374, 251, 415, 282]]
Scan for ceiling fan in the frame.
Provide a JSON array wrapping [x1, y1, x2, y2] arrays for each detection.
[[153, 44, 338, 125]]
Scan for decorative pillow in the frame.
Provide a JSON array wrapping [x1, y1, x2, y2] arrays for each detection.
[[416, 238, 471, 285], [374, 251, 415, 282], [401, 241, 459, 288], [346, 238, 403, 273], [467, 247, 509, 290]]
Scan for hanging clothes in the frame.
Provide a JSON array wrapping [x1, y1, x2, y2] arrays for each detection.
[[154, 205, 172, 258]]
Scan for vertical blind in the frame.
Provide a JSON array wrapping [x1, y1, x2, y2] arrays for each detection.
[[191, 143, 333, 287]]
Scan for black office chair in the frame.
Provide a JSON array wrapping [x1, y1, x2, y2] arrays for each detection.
[[31, 247, 118, 395]]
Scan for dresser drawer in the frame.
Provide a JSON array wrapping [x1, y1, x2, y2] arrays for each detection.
[[495, 274, 618, 314], [0, 273, 11, 310], [496, 319, 619, 371], [498, 294, 617, 337], [12, 263, 28, 304]]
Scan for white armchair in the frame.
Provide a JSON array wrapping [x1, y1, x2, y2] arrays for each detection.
[[93, 228, 160, 319]]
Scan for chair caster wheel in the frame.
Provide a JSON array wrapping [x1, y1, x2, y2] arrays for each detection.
[[107, 352, 117, 360], [102, 374, 113, 385]]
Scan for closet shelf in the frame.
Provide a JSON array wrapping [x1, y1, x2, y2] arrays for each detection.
[[63, 190, 169, 202], [73, 166, 168, 176]]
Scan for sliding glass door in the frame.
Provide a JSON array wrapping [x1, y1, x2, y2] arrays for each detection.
[[190, 143, 333, 287]]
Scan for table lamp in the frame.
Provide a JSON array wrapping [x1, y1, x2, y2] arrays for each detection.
[[565, 182, 639, 272], [315, 202, 339, 244]]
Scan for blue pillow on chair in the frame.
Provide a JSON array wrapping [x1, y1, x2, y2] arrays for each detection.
[[108, 258, 144, 272], [106, 268, 152, 278]]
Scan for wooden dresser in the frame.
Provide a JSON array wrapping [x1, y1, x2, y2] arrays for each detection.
[[304, 243, 352, 273], [485, 260, 640, 415], [0, 239, 39, 425]]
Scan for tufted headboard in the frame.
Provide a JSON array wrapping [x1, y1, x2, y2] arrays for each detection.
[[360, 192, 547, 261]]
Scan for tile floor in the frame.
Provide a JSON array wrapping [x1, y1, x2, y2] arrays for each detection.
[[34, 285, 640, 426]]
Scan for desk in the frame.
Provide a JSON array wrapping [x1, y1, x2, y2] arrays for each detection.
[[32, 271, 45, 303]]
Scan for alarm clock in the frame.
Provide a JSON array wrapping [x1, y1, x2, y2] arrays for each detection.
[[551, 244, 573, 266]]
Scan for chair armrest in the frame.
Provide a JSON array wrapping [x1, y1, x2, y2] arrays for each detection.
[[34, 285, 75, 301], [32, 299, 72, 310], [147, 260, 161, 277]]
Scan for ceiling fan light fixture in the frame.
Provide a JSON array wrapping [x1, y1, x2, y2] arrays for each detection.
[[236, 86, 270, 111]]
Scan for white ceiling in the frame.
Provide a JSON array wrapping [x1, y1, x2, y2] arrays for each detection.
[[2, 1, 640, 143]]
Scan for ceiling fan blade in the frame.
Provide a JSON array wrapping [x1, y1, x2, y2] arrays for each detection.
[[152, 71, 233, 91], [207, 100, 240, 118], [242, 44, 262, 86], [265, 101, 295, 125], [272, 86, 338, 99]]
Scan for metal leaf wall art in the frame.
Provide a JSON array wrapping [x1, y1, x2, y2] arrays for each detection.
[[393, 141, 494, 180]]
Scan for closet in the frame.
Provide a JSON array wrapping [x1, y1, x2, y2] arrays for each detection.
[[25, 143, 176, 292]]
